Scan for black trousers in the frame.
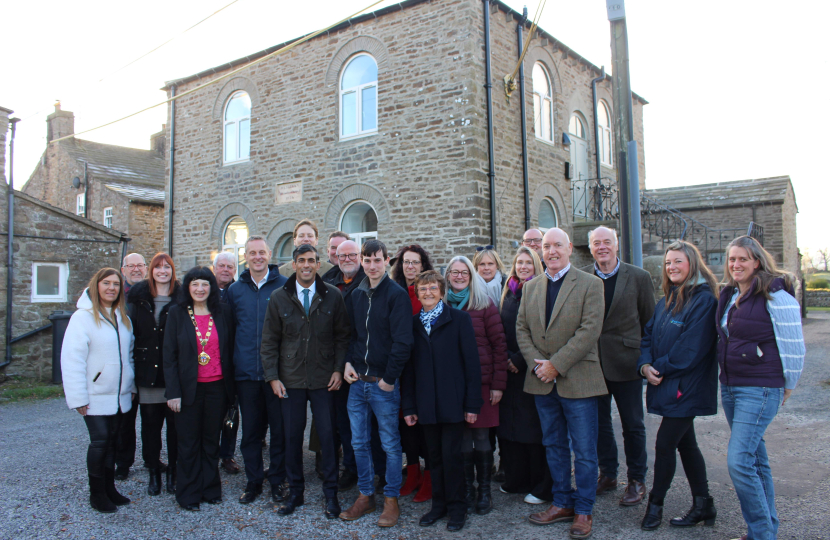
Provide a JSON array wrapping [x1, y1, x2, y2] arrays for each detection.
[[423, 422, 466, 519], [84, 411, 123, 478], [597, 378, 648, 482], [651, 416, 709, 501], [237, 380, 285, 487], [219, 400, 239, 460], [175, 380, 226, 506], [140, 403, 178, 469], [114, 399, 137, 469], [500, 439, 553, 500], [283, 388, 338, 497], [400, 419, 430, 469]]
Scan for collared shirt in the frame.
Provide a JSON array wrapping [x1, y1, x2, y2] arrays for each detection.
[[545, 263, 572, 283], [295, 280, 317, 306], [594, 258, 621, 280], [253, 273, 269, 290]]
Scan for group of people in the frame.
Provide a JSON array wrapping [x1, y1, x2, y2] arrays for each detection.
[[60, 219, 804, 540]]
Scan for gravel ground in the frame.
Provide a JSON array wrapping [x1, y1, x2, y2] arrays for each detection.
[[1, 313, 829, 540]]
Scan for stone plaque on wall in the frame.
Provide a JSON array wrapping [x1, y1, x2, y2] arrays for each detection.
[[276, 181, 302, 204]]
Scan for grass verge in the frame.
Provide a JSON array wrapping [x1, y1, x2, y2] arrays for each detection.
[[0, 375, 63, 403]]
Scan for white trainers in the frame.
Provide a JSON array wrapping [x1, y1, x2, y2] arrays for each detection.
[[523, 493, 546, 504]]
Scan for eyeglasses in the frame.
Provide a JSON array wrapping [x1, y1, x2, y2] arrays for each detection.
[[337, 253, 359, 261], [522, 238, 543, 245], [475, 245, 494, 252], [124, 264, 146, 270], [449, 270, 470, 277], [417, 286, 440, 294], [402, 260, 422, 267]]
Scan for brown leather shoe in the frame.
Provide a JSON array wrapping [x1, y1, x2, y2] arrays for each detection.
[[619, 479, 646, 506], [220, 458, 240, 474], [528, 504, 576, 525], [377, 496, 400, 527], [569, 514, 593, 539], [596, 474, 618, 495], [339, 493, 376, 521]]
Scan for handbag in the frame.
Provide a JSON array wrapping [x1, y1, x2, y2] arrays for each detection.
[[222, 397, 239, 439]]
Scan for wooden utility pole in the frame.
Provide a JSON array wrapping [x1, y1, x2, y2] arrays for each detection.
[[607, 0, 642, 266]]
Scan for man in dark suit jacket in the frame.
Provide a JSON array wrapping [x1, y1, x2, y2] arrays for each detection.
[[516, 228, 606, 540], [581, 226, 656, 507]]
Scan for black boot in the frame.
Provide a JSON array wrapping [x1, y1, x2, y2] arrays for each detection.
[[670, 496, 716, 527], [641, 497, 663, 531], [462, 452, 476, 514], [148, 468, 161, 496], [89, 474, 117, 513], [104, 469, 130, 505], [474, 450, 493, 515], [166, 465, 176, 494]]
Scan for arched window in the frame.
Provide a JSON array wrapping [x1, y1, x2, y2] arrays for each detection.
[[539, 199, 558, 231], [569, 113, 587, 139], [276, 234, 294, 266], [223, 216, 249, 278], [340, 54, 378, 138], [597, 101, 612, 167], [340, 201, 378, 247], [532, 63, 554, 142], [224, 92, 251, 163]]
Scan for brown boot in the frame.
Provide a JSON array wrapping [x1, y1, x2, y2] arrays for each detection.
[[528, 504, 575, 525], [339, 493, 376, 521], [377, 496, 400, 527], [569, 514, 593, 539]]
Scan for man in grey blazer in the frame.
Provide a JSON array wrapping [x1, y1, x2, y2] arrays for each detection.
[[516, 227, 606, 540], [582, 227, 656, 507]]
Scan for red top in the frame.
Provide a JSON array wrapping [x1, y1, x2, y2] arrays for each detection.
[[195, 314, 222, 382], [407, 285, 422, 315]]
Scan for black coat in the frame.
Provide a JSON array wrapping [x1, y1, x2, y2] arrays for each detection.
[[321, 265, 366, 304], [401, 305, 482, 424], [127, 280, 179, 388], [163, 303, 236, 407], [497, 287, 544, 444]]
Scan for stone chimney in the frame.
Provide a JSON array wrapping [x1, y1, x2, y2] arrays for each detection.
[[0, 106, 13, 186], [150, 124, 166, 156], [46, 101, 74, 143]]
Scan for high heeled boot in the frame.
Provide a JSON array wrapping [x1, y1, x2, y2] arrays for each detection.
[[670, 495, 716, 527], [641, 496, 663, 530], [463, 452, 476, 514], [148, 468, 162, 496], [166, 464, 177, 494], [473, 450, 493, 515]]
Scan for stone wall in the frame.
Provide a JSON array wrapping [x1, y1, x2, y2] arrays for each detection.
[[128, 203, 165, 260], [806, 290, 830, 308], [164, 0, 646, 269]]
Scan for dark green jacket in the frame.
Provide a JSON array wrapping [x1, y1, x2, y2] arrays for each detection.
[[260, 274, 351, 389]]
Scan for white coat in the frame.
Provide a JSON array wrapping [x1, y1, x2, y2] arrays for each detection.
[[61, 288, 136, 415]]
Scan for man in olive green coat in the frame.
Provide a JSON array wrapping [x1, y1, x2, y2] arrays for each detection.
[[261, 244, 350, 520]]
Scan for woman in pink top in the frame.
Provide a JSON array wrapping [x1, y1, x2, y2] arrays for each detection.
[[163, 267, 236, 511]]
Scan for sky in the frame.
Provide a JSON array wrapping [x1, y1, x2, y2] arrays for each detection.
[[2, 0, 828, 252]]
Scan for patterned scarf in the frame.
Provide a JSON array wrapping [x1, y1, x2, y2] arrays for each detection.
[[419, 301, 444, 335]]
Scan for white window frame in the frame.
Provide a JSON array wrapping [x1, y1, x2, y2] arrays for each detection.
[[223, 91, 251, 165], [538, 198, 558, 232], [340, 54, 379, 140], [597, 100, 613, 167], [222, 217, 249, 279], [31, 262, 68, 303], [103, 207, 113, 228], [569, 113, 587, 139], [76, 194, 85, 216], [532, 63, 554, 144], [339, 200, 378, 247]]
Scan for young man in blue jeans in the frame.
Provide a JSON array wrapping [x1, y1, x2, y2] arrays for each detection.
[[339, 239, 414, 528]]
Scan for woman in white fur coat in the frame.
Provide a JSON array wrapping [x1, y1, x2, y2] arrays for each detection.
[[61, 268, 136, 513]]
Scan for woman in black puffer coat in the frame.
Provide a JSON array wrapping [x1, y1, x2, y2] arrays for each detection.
[[127, 253, 180, 496]]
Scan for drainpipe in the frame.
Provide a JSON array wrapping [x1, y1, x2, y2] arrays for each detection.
[[591, 66, 606, 182], [167, 85, 176, 257], [483, 0, 497, 248], [82, 161, 89, 219], [517, 7, 531, 230], [3, 117, 20, 369]]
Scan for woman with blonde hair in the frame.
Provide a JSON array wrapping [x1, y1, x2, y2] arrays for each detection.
[[473, 247, 507, 309], [62, 268, 136, 513], [444, 255, 508, 515], [637, 241, 719, 530], [716, 236, 804, 540]]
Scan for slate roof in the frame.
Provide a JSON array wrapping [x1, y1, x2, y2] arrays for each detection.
[[644, 177, 795, 211], [104, 182, 165, 205], [61, 138, 165, 188]]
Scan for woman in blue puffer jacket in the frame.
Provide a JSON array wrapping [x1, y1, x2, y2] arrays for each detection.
[[637, 241, 719, 531]]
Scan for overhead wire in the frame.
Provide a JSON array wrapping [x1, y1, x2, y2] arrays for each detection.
[[49, 0, 389, 144]]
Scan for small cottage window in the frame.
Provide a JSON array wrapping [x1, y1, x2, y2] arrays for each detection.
[[224, 91, 251, 164], [32, 262, 68, 302], [76, 194, 85, 216], [103, 207, 113, 228], [340, 54, 378, 138]]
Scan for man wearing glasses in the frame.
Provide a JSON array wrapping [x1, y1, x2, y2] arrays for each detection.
[[522, 229, 544, 260], [121, 253, 147, 294]]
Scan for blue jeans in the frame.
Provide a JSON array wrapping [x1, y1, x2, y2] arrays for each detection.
[[535, 386, 599, 515], [721, 386, 783, 540], [347, 379, 403, 497]]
